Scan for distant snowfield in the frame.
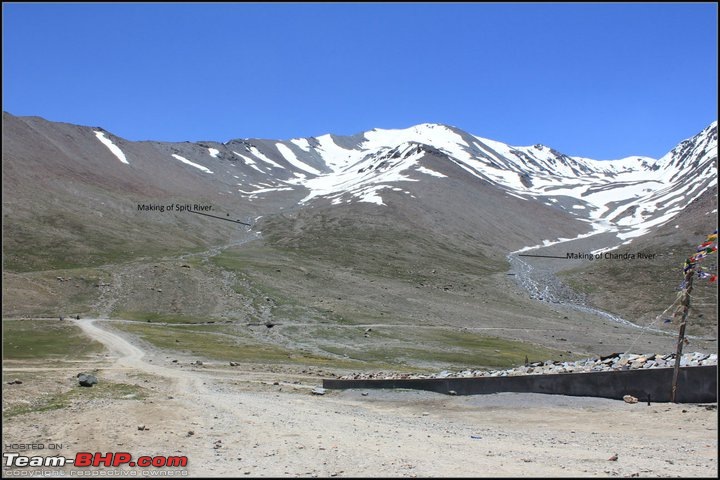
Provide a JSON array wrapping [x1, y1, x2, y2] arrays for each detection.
[[94, 131, 128, 164], [171, 154, 213, 174]]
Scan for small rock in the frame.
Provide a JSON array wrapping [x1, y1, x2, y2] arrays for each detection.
[[7, 379, 22, 385], [138, 425, 147, 431], [608, 454, 618, 461], [311, 387, 326, 395], [448, 390, 457, 396]]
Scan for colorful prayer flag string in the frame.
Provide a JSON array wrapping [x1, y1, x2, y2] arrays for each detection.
[[682, 231, 718, 283]]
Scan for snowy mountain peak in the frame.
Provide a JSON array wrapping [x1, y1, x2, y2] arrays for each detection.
[[11, 111, 714, 251], [210, 120, 716, 248]]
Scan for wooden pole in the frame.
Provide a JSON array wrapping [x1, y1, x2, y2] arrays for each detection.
[[670, 268, 694, 403]]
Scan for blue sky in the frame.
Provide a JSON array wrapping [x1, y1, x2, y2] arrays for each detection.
[[2, 2, 717, 159]]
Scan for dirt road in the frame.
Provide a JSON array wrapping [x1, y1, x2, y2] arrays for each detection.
[[2, 319, 717, 477]]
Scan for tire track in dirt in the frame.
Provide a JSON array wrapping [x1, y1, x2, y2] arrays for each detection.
[[74, 318, 205, 394]]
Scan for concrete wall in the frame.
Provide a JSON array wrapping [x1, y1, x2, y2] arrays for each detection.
[[323, 365, 717, 403]]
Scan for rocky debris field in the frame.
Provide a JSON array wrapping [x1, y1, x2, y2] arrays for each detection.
[[339, 351, 719, 380]]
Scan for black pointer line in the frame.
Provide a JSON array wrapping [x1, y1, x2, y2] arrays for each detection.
[[186, 209, 252, 226], [517, 254, 568, 259]]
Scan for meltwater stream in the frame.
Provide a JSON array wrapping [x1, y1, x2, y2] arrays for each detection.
[[506, 252, 675, 336]]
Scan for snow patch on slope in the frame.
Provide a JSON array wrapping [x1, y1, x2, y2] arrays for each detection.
[[171, 154, 213, 174], [416, 166, 447, 178], [290, 138, 312, 152], [248, 146, 284, 169], [276, 143, 322, 175], [94, 131, 128, 164], [232, 151, 266, 173]]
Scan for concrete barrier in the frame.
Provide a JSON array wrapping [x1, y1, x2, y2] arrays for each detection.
[[323, 365, 717, 403]]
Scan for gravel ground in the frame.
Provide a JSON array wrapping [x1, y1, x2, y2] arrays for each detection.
[[2, 319, 717, 478]]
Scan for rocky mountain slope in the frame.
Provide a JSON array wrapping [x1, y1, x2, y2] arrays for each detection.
[[2, 112, 717, 366]]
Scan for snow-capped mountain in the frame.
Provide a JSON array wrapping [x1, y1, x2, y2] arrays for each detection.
[[83, 119, 716, 250], [3, 112, 717, 260]]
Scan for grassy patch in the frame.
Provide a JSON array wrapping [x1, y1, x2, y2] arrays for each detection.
[[112, 322, 319, 362], [317, 327, 568, 370], [2, 268, 109, 318], [111, 311, 210, 324], [112, 322, 397, 370], [3, 381, 148, 418], [3, 213, 135, 272], [2, 319, 105, 359], [2, 198, 217, 273]]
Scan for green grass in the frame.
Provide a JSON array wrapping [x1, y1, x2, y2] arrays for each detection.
[[2, 319, 105, 359], [3, 380, 148, 418], [111, 311, 211, 324], [316, 327, 570, 370], [112, 322, 399, 370]]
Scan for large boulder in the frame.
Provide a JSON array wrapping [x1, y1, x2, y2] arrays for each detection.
[[77, 373, 98, 387]]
